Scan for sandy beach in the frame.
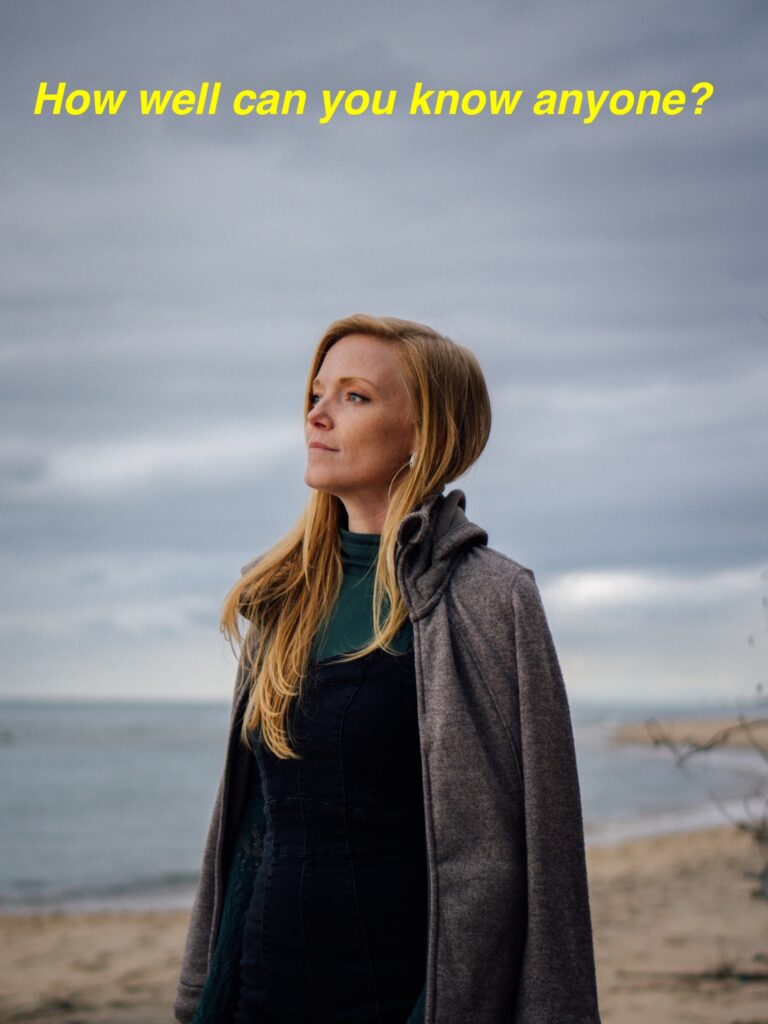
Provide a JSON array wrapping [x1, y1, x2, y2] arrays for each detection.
[[1, 716, 767, 1024]]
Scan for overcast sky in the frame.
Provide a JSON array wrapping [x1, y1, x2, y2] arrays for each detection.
[[1, 0, 766, 706]]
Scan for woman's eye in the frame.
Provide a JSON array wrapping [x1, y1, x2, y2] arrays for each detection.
[[309, 391, 368, 406]]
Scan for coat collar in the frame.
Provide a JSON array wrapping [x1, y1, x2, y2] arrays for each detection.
[[239, 488, 488, 621], [395, 488, 488, 620]]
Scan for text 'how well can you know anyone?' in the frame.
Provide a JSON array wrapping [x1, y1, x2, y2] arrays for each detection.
[[33, 80, 716, 125]]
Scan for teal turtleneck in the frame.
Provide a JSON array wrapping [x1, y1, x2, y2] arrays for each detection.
[[311, 527, 414, 661]]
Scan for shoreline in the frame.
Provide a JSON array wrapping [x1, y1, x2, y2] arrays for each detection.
[[1, 809, 754, 920], [2, 712, 767, 1022], [4, 710, 767, 919], [1, 822, 766, 1023]]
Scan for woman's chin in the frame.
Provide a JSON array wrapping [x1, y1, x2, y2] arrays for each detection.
[[304, 470, 339, 493]]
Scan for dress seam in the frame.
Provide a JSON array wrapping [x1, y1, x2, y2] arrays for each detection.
[[341, 657, 383, 1020]]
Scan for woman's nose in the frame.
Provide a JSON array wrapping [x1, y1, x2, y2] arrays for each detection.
[[308, 397, 330, 424]]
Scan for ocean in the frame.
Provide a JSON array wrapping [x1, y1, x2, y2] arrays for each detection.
[[1, 695, 764, 914]]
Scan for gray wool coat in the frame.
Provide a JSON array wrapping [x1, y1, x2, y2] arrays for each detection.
[[173, 488, 602, 1024]]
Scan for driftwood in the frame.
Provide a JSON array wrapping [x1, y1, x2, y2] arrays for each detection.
[[617, 965, 768, 984], [641, 710, 768, 900], [619, 579, 768, 1000], [644, 558, 767, 900], [618, 938, 768, 989]]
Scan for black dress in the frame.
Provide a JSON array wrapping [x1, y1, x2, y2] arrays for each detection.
[[234, 645, 429, 1024]]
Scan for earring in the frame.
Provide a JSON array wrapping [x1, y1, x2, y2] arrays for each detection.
[[409, 452, 418, 469]]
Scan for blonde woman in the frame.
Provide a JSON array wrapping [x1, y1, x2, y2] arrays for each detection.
[[174, 314, 601, 1024]]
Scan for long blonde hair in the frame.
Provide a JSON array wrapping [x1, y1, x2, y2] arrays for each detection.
[[221, 314, 491, 759]]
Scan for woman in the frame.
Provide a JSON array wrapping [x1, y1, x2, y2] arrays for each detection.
[[174, 314, 601, 1024]]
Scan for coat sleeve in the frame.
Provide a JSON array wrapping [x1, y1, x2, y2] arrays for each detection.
[[173, 738, 230, 1022], [186, 779, 266, 1024], [508, 568, 601, 1024], [173, 558, 265, 1023], [173, 656, 250, 1023]]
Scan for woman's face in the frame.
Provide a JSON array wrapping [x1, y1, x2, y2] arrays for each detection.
[[304, 333, 419, 521]]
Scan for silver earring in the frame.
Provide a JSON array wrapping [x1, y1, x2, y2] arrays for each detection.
[[409, 452, 418, 469]]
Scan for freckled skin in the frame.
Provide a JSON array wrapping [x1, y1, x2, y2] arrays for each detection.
[[304, 333, 419, 533]]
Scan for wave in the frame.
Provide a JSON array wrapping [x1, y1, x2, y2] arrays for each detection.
[[0, 868, 201, 914]]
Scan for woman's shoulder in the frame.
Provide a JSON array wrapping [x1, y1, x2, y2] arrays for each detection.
[[454, 542, 536, 599]]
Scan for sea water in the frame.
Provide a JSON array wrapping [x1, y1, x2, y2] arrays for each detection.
[[0, 695, 764, 912]]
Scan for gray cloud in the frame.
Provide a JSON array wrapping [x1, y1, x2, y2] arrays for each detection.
[[1, 0, 766, 703]]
